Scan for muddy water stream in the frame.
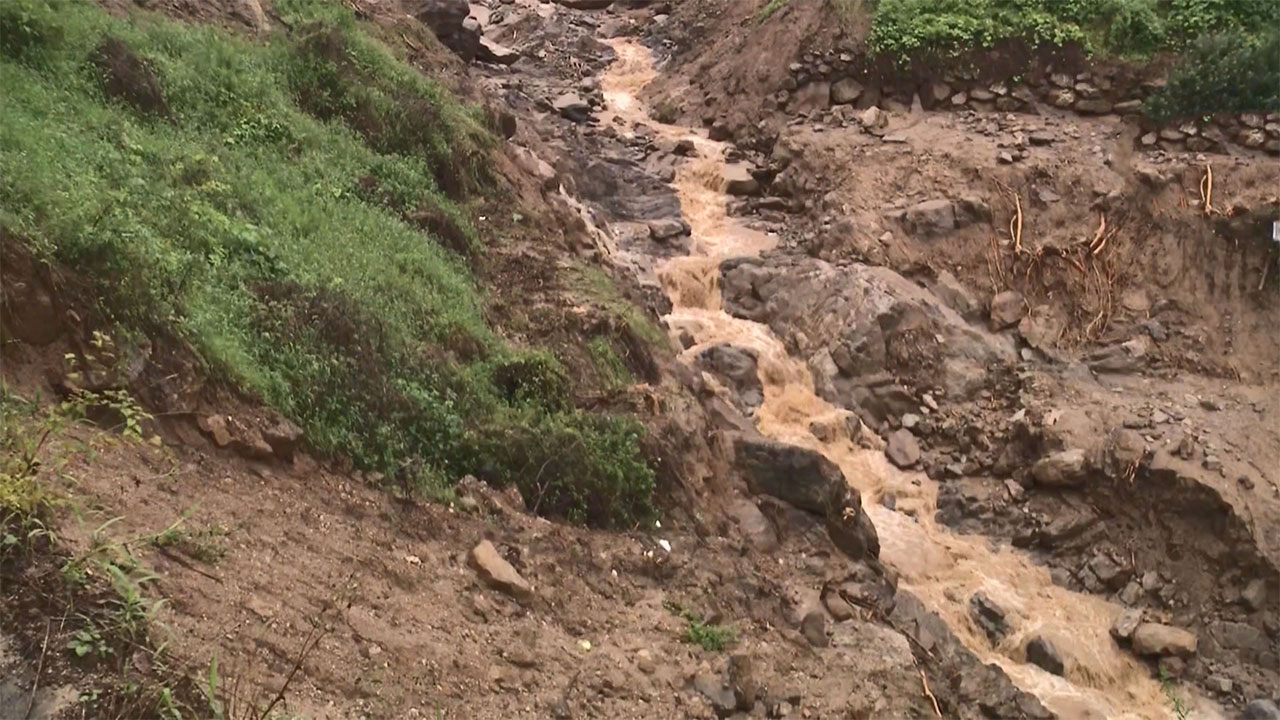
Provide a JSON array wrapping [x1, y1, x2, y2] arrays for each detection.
[[601, 39, 1217, 720]]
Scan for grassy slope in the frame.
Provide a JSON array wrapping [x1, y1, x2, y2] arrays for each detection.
[[0, 0, 654, 527]]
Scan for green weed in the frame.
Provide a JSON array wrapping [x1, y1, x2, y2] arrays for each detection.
[[588, 337, 632, 390], [757, 0, 791, 24], [664, 600, 736, 652], [150, 513, 229, 564], [1158, 667, 1191, 720]]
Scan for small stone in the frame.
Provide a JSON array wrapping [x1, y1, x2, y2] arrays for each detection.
[[635, 648, 656, 674], [1026, 635, 1065, 676], [830, 77, 864, 105], [197, 414, 235, 447], [1208, 676, 1233, 694], [885, 429, 921, 468], [801, 609, 828, 647], [1131, 622, 1197, 657], [648, 217, 689, 241], [1141, 571, 1163, 592], [1241, 578, 1267, 611], [1112, 608, 1142, 641], [989, 290, 1025, 330], [1088, 553, 1128, 589], [1004, 479, 1025, 501], [1199, 397, 1223, 411], [970, 592, 1009, 643], [901, 413, 920, 429], [824, 592, 855, 621], [469, 540, 533, 601], [1119, 581, 1143, 605], [694, 671, 737, 715]]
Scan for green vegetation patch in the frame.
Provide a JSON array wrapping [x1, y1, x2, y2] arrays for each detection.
[[0, 0, 655, 527], [868, 0, 1279, 60], [1146, 30, 1280, 120]]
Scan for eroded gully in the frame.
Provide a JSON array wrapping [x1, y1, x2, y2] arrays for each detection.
[[600, 39, 1219, 720]]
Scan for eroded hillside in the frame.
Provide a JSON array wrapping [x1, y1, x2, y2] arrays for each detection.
[[2, 1, 1278, 719]]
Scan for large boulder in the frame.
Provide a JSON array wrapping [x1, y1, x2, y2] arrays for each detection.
[[1243, 700, 1280, 720], [1131, 623, 1197, 658], [903, 199, 955, 237], [413, 0, 480, 62], [720, 256, 1015, 420], [733, 435, 879, 560], [1030, 449, 1089, 487], [792, 81, 832, 115], [553, 92, 592, 122], [722, 164, 760, 196], [830, 78, 864, 105], [734, 436, 846, 514], [469, 540, 533, 601]]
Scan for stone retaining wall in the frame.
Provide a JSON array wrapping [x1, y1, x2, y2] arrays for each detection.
[[778, 50, 1280, 155]]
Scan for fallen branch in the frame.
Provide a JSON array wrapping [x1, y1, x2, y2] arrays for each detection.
[[920, 668, 942, 718], [1261, 248, 1276, 292], [24, 619, 51, 720], [257, 625, 325, 720]]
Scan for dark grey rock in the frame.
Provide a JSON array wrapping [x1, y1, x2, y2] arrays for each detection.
[[1026, 635, 1065, 676]]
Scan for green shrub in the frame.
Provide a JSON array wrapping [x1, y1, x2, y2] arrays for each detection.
[[868, 0, 1087, 60], [1145, 30, 1280, 120], [0, 0, 657, 528], [476, 412, 656, 527], [1104, 0, 1166, 54], [867, 0, 1280, 61]]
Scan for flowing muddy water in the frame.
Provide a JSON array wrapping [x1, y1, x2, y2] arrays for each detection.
[[602, 39, 1219, 720]]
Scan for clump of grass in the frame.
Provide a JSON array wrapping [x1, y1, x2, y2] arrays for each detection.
[[588, 337, 632, 390], [757, 0, 791, 24], [664, 600, 736, 652], [569, 267, 668, 349], [0, 0, 657, 527], [1158, 667, 1191, 720], [151, 516, 229, 564]]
